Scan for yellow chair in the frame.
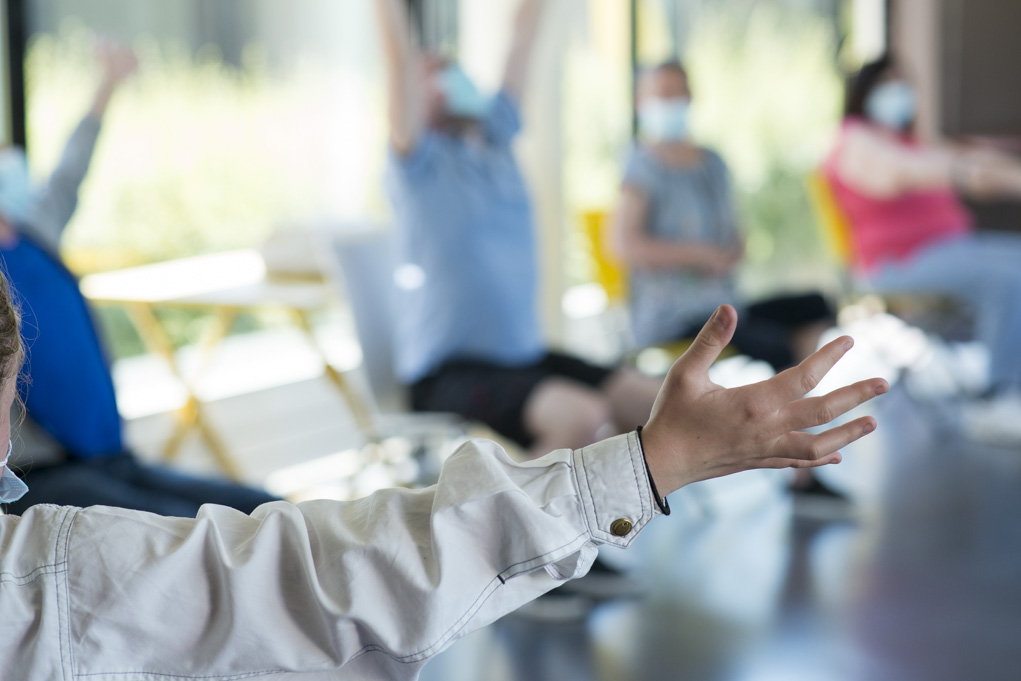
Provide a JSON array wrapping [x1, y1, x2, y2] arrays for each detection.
[[805, 169, 869, 311], [805, 169, 856, 268], [577, 209, 731, 368], [805, 170, 968, 333], [580, 209, 628, 305]]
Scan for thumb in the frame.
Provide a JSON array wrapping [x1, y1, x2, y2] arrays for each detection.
[[673, 305, 737, 378]]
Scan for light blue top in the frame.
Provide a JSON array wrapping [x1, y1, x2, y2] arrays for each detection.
[[386, 91, 543, 383], [622, 146, 741, 346]]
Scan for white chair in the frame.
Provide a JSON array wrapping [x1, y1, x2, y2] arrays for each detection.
[[324, 226, 470, 479]]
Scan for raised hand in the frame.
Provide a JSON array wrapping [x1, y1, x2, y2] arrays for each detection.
[[641, 304, 887, 496], [90, 38, 138, 119], [95, 38, 138, 86]]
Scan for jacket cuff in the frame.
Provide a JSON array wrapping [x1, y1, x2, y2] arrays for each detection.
[[572, 432, 659, 548]]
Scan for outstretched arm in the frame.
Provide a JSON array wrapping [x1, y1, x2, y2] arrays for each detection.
[[28, 39, 136, 245], [0, 307, 886, 676], [375, 0, 426, 156], [501, 0, 549, 104], [951, 144, 1021, 199], [838, 125, 1021, 200], [89, 38, 138, 121]]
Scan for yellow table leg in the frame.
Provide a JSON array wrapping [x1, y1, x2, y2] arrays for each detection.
[[291, 308, 378, 441], [124, 303, 244, 479]]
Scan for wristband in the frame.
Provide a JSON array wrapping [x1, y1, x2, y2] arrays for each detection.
[[636, 426, 670, 516]]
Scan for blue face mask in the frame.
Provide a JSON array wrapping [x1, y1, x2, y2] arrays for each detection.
[[0, 148, 34, 225], [638, 97, 693, 142], [0, 440, 29, 504], [865, 81, 917, 130], [437, 65, 492, 120]]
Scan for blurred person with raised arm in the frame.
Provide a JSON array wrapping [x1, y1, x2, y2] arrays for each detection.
[[0, 40, 277, 515], [824, 53, 1021, 443], [0, 263, 889, 678], [376, 0, 664, 460]]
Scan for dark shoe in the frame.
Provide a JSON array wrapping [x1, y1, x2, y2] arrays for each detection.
[[791, 476, 854, 522]]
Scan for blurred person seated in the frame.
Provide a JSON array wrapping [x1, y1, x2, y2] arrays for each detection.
[[0, 259, 889, 676], [614, 60, 839, 499], [824, 54, 1021, 442], [376, 0, 662, 460], [613, 60, 834, 373], [0, 40, 276, 516]]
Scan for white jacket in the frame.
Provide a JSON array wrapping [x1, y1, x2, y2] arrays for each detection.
[[0, 433, 659, 680]]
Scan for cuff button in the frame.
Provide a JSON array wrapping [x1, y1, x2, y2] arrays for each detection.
[[610, 518, 633, 537]]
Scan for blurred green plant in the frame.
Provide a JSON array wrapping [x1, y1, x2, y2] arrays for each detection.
[[687, 3, 844, 297], [25, 22, 386, 357]]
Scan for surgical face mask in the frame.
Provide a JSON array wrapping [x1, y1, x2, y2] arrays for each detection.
[[0, 148, 34, 225], [865, 81, 917, 130], [437, 65, 491, 119], [638, 97, 692, 142], [0, 440, 28, 504]]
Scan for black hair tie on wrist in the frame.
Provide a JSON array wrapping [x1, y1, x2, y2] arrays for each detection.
[[636, 426, 671, 516]]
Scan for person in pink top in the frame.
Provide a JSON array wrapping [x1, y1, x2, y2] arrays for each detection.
[[825, 54, 1021, 442]]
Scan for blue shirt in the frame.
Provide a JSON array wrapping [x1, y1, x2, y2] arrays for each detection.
[[2, 237, 122, 459], [386, 91, 543, 382]]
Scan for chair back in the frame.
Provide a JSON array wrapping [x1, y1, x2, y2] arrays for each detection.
[[805, 170, 856, 267], [326, 227, 405, 412], [580, 209, 628, 304]]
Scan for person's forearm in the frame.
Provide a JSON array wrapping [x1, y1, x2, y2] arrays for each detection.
[[838, 128, 958, 198], [953, 147, 1021, 199], [374, 0, 414, 68], [990, 163, 1021, 197], [620, 236, 729, 273], [502, 0, 548, 101], [89, 76, 119, 120], [512, 0, 548, 51], [6, 437, 652, 677], [843, 133, 1021, 200], [374, 0, 423, 153], [897, 147, 958, 192]]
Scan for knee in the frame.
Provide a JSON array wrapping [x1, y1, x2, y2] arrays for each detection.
[[571, 395, 614, 446], [527, 381, 615, 450]]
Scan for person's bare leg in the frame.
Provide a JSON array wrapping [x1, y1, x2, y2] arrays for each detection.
[[601, 369, 664, 433], [523, 378, 615, 459]]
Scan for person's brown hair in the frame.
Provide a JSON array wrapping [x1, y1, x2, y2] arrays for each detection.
[[845, 53, 895, 119], [0, 270, 23, 389]]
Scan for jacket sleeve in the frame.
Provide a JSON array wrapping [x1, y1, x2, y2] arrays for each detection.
[[22, 115, 103, 248], [1, 433, 658, 679]]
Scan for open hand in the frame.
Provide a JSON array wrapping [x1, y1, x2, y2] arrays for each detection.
[[641, 305, 887, 496], [95, 38, 139, 85]]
